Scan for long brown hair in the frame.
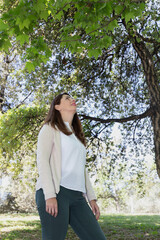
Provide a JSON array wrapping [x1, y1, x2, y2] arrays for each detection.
[[44, 93, 86, 146]]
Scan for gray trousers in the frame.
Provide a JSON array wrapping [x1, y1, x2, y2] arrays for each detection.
[[35, 186, 106, 240]]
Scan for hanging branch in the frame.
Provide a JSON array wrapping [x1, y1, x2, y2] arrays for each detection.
[[80, 107, 154, 124]]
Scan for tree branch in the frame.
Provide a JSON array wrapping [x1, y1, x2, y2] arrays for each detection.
[[79, 53, 113, 87], [80, 107, 153, 124], [78, 38, 129, 87], [137, 33, 160, 45], [15, 91, 33, 109]]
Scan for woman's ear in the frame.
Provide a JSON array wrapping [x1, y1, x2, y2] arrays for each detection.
[[55, 104, 60, 111]]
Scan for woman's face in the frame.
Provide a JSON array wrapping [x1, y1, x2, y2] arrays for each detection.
[[55, 94, 77, 113]]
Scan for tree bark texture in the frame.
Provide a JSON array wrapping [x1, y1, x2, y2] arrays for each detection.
[[0, 54, 9, 113]]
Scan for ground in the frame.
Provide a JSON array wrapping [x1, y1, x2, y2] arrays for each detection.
[[0, 213, 160, 239]]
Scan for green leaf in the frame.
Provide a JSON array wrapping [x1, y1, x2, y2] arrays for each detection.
[[25, 62, 35, 73], [104, 2, 112, 16], [107, 20, 118, 31], [125, 11, 135, 23], [102, 35, 112, 46], [2, 39, 11, 52], [46, 48, 52, 58], [115, 5, 125, 15], [85, 24, 98, 34], [0, 19, 9, 31], [93, 49, 102, 59], [23, 18, 31, 29], [33, 0, 45, 14], [40, 10, 49, 21], [16, 34, 29, 45], [60, 41, 66, 48], [56, 11, 63, 21], [28, 14, 37, 22], [8, 28, 15, 36], [139, 2, 145, 11], [133, 8, 143, 18], [88, 48, 102, 59], [98, 2, 107, 11], [40, 55, 48, 64], [88, 49, 94, 58], [19, 21, 25, 31], [16, 18, 30, 31], [16, 17, 21, 26]]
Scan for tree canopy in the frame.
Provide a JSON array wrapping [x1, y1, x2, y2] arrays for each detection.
[[0, 0, 160, 179], [1, 0, 148, 70]]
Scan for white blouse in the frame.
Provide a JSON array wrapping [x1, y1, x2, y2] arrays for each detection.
[[60, 122, 86, 193]]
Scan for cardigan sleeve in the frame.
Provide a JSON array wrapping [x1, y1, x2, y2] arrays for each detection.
[[85, 168, 97, 202], [37, 124, 56, 200]]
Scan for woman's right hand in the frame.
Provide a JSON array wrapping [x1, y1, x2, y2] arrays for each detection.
[[46, 197, 58, 217]]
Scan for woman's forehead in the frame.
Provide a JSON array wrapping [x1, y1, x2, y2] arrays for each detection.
[[62, 94, 70, 99]]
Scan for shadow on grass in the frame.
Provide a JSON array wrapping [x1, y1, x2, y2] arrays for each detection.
[[0, 214, 79, 240], [0, 213, 160, 239], [0, 224, 79, 240]]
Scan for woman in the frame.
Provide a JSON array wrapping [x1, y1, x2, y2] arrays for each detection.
[[35, 92, 106, 240]]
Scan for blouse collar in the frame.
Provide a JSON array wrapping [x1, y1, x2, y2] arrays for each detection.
[[64, 121, 72, 131]]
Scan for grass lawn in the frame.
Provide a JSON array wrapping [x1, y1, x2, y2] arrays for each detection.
[[0, 213, 160, 239]]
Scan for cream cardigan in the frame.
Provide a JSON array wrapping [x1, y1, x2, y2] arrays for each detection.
[[36, 123, 97, 202]]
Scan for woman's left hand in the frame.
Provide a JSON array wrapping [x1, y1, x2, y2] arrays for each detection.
[[89, 200, 100, 220]]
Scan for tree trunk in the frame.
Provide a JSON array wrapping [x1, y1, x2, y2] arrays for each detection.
[[0, 54, 9, 112], [125, 22, 160, 177]]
